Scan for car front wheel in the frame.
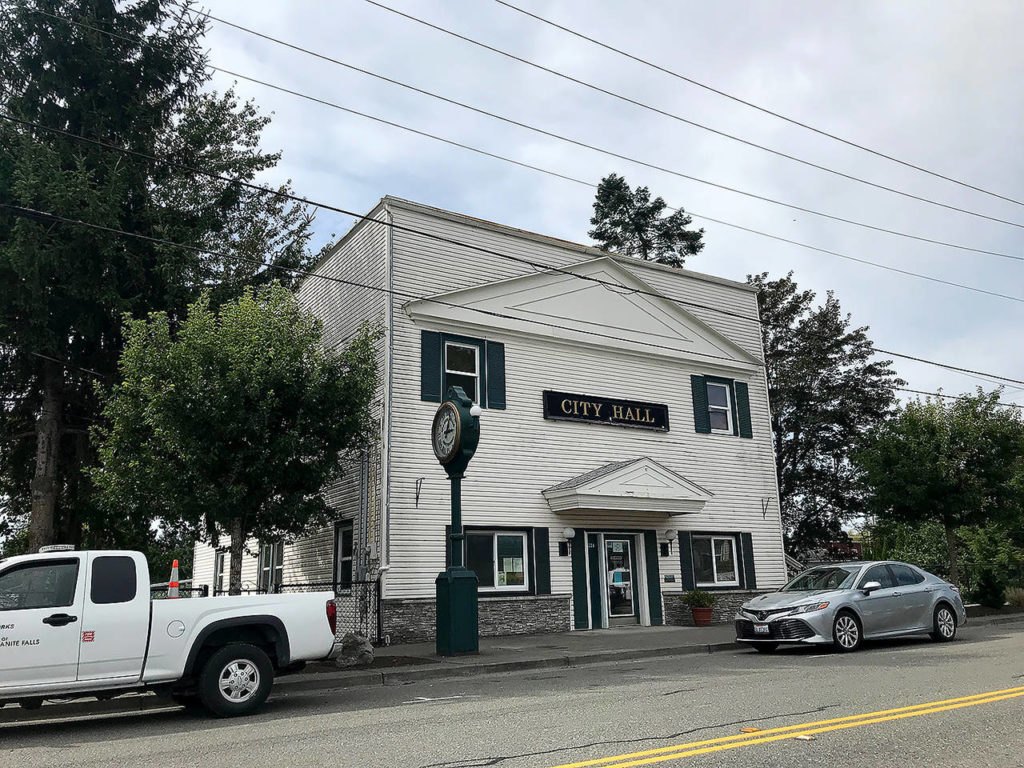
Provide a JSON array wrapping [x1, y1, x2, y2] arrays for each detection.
[[931, 604, 957, 642], [198, 643, 274, 717], [832, 611, 862, 653]]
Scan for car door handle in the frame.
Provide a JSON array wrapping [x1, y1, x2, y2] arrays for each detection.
[[42, 613, 78, 627]]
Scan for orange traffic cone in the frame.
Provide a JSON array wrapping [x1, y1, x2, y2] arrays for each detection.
[[168, 559, 180, 599]]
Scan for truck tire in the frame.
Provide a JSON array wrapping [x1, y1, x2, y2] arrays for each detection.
[[197, 643, 274, 717]]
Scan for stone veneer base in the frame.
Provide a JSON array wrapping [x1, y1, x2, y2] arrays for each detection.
[[382, 594, 571, 645], [663, 590, 768, 626]]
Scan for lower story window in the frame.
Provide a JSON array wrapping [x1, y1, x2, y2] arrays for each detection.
[[257, 541, 284, 593], [335, 521, 354, 589], [693, 535, 739, 587], [466, 531, 529, 592], [213, 551, 226, 594]]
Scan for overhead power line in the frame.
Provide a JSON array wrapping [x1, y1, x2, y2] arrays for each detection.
[[5, 196, 1024, 388], [186, 9, 1024, 253], [0, 203, 755, 366], [895, 388, 1024, 409], [494, 0, 1024, 210], [33, 6, 1023, 265], [5, 109, 1024, 348], [362, 0, 1022, 230]]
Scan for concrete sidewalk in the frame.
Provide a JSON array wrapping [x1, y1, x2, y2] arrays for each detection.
[[287, 624, 739, 692]]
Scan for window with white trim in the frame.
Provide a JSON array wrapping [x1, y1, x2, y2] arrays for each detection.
[[335, 521, 354, 589], [693, 535, 739, 586], [444, 342, 480, 403], [706, 382, 733, 434], [257, 541, 284, 593], [213, 551, 226, 594], [465, 531, 529, 592]]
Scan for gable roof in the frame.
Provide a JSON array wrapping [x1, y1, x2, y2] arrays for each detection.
[[404, 256, 761, 371], [542, 456, 714, 515]]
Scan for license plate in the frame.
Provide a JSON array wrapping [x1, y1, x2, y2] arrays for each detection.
[[753, 623, 770, 634]]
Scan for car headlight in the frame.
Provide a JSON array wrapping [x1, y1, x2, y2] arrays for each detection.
[[790, 601, 830, 614]]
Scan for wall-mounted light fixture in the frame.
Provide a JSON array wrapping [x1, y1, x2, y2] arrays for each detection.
[[562, 527, 576, 541], [664, 529, 678, 555], [558, 527, 575, 558]]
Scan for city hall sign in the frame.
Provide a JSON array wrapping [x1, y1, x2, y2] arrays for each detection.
[[542, 391, 670, 432]]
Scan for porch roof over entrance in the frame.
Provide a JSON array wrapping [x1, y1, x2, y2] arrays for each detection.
[[541, 457, 714, 515]]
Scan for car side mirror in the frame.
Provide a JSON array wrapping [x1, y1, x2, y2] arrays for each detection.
[[861, 581, 882, 594]]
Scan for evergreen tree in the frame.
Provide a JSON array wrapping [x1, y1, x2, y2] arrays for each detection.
[[750, 272, 903, 557], [588, 173, 704, 267], [0, 0, 317, 552]]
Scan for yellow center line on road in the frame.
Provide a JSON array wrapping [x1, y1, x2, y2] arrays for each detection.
[[549, 685, 1024, 768]]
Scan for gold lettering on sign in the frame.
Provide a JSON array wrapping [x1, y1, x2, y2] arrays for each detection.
[[593, 403, 603, 417], [612, 405, 624, 420], [643, 408, 655, 423], [624, 407, 636, 421], [561, 399, 573, 415]]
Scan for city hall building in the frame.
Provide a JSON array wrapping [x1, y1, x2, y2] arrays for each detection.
[[193, 196, 787, 643]]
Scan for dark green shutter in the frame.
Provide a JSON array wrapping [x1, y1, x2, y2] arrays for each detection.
[[485, 341, 506, 410], [735, 381, 753, 438], [587, 537, 603, 628], [678, 531, 695, 590], [691, 375, 710, 433], [534, 528, 551, 595], [571, 531, 589, 629], [643, 531, 663, 625], [740, 532, 757, 589], [421, 331, 442, 402]]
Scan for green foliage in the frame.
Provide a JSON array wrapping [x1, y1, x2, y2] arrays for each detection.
[[1006, 587, 1024, 608], [91, 285, 380, 588], [748, 272, 903, 557], [588, 173, 704, 267], [856, 391, 1024, 581], [681, 589, 716, 608], [0, 1, 318, 551], [971, 568, 1008, 609]]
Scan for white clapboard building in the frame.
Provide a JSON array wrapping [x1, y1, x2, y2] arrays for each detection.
[[193, 196, 786, 643]]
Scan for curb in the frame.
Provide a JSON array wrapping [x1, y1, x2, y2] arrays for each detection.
[[281, 640, 741, 691]]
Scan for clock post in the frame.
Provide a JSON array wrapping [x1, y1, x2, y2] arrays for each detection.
[[431, 386, 481, 656]]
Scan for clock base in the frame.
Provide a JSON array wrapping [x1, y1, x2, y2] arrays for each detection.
[[435, 566, 479, 656]]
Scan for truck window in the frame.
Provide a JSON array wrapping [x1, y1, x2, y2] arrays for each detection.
[[0, 560, 79, 611], [90, 556, 138, 604]]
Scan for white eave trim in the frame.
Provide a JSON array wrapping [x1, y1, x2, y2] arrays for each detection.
[[542, 490, 709, 515]]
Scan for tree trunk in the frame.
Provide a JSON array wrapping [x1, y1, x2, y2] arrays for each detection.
[[944, 523, 960, 586], [229, 516, 244, 596], [29, 361, 62, 552]]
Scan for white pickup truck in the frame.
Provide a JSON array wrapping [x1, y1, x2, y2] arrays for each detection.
[[0, 549, 339, 716]]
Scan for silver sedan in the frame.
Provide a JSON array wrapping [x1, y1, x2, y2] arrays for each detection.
[[735, 561, 967, 652]]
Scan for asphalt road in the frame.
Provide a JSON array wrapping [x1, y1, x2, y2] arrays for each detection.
[[3, 622, 1024, 768]]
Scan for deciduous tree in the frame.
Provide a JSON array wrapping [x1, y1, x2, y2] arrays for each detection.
[[91, 285, 380, 594]]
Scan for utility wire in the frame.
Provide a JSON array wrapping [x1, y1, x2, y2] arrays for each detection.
[[6, 109, 1024, 351], [494, 0, 1024, 210], [362, 0, 1021, 231], [0, 203, 756, 366], [895, 387, 1024, 409], [32, 5, 1024, 264]]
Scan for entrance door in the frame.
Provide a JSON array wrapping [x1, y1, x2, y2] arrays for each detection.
[[604, 537, 639, 625]]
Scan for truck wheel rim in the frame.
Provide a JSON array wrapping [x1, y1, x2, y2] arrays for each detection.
[[219, 660, 260, 703], [836, 616, 859, 648], [938, 609, 955, 637]]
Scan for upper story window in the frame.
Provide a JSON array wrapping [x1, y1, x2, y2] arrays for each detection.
[[706, 381, 733, 434], [444, 342, 480, 403]]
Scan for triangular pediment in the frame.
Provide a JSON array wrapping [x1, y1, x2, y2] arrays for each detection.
[[542, 457, 714, 515], [404, 258, 760, 371]]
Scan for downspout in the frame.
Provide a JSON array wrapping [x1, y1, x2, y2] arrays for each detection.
[[383, 205, 395, 588]]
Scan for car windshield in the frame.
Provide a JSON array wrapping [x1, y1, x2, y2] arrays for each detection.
[[782, 566, 859, 592]]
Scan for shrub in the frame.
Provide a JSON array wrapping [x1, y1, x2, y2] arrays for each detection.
[[1006, 587, 1024, 608], [970, 568, 1008, 609], [682, 589, 716, 608]]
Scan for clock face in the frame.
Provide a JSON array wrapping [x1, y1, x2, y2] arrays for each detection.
[[432, 403, 460, 463]]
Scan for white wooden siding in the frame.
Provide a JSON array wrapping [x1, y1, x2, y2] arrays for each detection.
[[381, 200, 785, 599]]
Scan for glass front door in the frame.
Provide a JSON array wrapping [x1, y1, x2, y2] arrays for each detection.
[[605, 538, 635, 618]]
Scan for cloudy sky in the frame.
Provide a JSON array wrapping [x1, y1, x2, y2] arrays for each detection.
[[198, 0, 1024, 403]]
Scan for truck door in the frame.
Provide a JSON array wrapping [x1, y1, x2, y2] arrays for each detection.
[[76, 553, 150, 682], [0, 556, 86, 690]]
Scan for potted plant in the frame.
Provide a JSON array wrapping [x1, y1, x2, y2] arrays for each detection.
[[682, 589, 716, 626]]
